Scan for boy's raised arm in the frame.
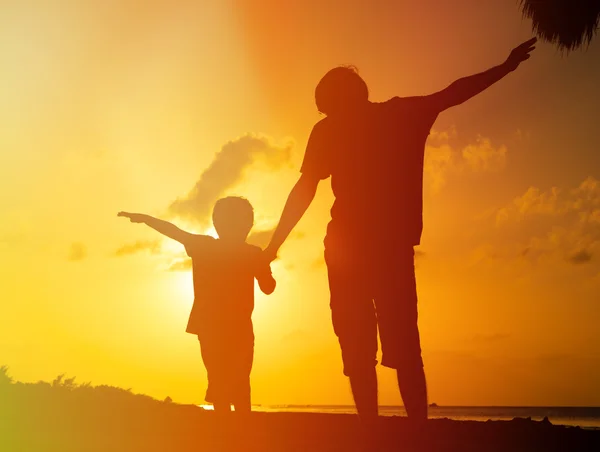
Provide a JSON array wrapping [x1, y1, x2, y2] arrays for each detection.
[[117, 212, 193, 244]]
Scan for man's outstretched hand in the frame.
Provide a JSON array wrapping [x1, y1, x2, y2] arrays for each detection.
[[117, 211, 146, 223], [505, 38, 537, 72]]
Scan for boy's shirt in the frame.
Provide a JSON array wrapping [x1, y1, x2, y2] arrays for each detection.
[[182, 235, 272, 336]]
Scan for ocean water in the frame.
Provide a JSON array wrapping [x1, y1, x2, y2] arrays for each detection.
[[249, 405, 600, 429]]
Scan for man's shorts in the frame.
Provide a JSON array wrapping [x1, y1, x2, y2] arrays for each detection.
[[325, 245, 423, 376]]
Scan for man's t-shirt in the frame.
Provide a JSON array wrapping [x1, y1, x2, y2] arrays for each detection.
[[182, 235, 273, 336], [300, 96, 440, 249]]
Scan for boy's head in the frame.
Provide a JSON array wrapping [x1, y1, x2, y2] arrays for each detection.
[[212, 196, 254, 242], [315, 65, 369, 117]]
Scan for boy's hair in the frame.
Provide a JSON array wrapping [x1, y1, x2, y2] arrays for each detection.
[[315, 66, 369, 116], [212, 196, 254, 240]]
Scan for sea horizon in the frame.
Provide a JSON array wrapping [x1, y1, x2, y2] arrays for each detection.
[[202, 404, 600, 429]]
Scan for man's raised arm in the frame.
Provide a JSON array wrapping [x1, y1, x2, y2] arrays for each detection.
[[264, 174, 321, 261], [429, 38, 537, 112]]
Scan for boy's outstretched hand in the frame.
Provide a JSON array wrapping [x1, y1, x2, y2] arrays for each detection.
[[504, 37, 537, 72], [117, 212, 147, 223]]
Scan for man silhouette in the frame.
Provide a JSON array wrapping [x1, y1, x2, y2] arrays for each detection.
[[264, 39, 536, 427]]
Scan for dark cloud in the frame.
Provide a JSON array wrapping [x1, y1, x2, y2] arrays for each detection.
[[115, 240, 162, 257], [168, 134, 293, 225], [68, 242, 87, 262], [569, 249, 592, 265]]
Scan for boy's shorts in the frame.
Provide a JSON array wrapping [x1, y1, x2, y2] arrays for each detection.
[[198, 325, 254, 404], [324, 246, 423, 376]]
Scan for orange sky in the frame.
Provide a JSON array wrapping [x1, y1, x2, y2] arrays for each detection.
[[1, 0, 599, 407]]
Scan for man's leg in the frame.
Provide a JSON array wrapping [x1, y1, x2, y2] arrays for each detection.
[[213, 402, 232, 413], [326, 250, 379, 423], [349, 366, 378, 423], [232, 376, 251, 415], [397, 364, 427, 422], [232, 398, 251, 414], [375, 248, 428, 422]]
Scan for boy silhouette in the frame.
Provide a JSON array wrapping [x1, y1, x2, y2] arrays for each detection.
[[118, 196, 275, 413]]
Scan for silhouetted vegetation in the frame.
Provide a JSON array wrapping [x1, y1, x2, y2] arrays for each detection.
[[2, 366, 599, 451]]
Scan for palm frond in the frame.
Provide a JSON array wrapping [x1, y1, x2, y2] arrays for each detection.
[[519, 0, 600, 51]]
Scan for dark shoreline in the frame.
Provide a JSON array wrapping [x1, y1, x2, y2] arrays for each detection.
[[2, 376, 599, 451], [4, 402, 600, 451], [251, 404, 600, 429]]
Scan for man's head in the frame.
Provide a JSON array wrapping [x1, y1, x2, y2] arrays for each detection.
[[315, 66, 369, 116], [212, 196, 254, 242]]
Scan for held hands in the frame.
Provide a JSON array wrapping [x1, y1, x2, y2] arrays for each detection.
[[117, 211, 147, 224], [505, 38, 537, 72]]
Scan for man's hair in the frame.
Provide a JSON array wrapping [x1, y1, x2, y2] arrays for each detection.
[[212, 196, 254, 239], [315, 66, 369, 116]]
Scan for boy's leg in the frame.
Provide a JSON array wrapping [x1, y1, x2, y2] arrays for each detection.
[[375, 248, 428, 422], [232, 335, 253, 415], [199, 335, 233, 414]]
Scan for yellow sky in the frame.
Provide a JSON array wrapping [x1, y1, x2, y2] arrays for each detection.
[[1, 0, 600, 407]]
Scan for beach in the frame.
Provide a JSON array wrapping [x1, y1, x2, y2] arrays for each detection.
[[3, 383, 599, 452]]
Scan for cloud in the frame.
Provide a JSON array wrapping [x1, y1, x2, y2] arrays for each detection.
[[424, 131, 507, 192], [496, 177, 600, 225], [114, 240, 162, 257], [68, 242, 87, 262], [461, 138, 507, 172], [485, 177, 600, 265], [424, 142, 454, 192], [495, 187, 563, 226], [246, 229, 274, 249], [167, 258, 192, 272], [168, 134, 293, 225]]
